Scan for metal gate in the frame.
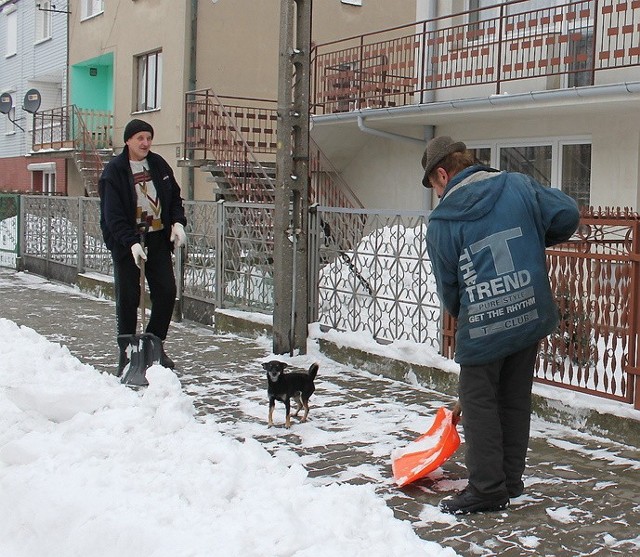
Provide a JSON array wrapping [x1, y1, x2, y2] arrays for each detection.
[[0, 194, 20, 269]]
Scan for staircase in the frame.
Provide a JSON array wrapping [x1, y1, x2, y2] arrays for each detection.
[[202, 160, 277, 203], [74, 147, 113, 197], [182, 90, 363, 210]]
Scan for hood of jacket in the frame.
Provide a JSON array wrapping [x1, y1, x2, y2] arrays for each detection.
[[430, 165, 506, 223]]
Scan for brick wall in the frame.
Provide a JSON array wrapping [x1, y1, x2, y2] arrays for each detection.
[[0, 157, 67, 194]]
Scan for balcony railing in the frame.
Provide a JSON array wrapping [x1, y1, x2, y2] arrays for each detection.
[[31, 106, 113, 196], [32, 106, 113, 152], [311, 0, 640, 114]]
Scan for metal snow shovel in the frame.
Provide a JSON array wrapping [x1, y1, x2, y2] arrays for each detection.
[[391, 402, 462, 487], [119, 224, 162, 387]]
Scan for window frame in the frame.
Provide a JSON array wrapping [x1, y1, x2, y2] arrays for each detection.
[[5, 7, 17, 58], [35, 0, 53, 44], [134, 49, 163, 113], [466, 136, 592, 206], [81, 0, 104, 21]]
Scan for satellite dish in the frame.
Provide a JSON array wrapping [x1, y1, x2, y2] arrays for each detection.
[[0, 93, 13, 115], [23, 89, 42, 114]]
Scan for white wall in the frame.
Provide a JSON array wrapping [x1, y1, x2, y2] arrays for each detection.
[[0, 0, 67, 159], [341, 134, 427, 211]]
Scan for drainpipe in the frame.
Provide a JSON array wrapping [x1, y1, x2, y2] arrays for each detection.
[[423, 125, 434, 212], [187, 0, 198, 201], [356, 114, 424, 145]]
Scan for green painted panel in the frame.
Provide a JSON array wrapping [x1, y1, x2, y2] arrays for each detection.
[[70, 53, 114, 112]]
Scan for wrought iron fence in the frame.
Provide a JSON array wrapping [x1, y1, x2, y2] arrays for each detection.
[[311, 207, 441, 349], [541, 208, 640, 404], [7, 195, 640, 408], [180, 200, 276, 312]]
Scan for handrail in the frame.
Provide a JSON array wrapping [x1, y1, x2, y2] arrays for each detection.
[[183, 91, 364, 209], [31, 105, 113, 196]]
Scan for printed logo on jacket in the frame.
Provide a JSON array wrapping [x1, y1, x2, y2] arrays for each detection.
[[460, 227, 538, 339]]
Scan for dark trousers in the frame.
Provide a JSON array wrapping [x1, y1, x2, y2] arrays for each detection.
[[458, 343, 539, 498], [112, 231, 176, 341]]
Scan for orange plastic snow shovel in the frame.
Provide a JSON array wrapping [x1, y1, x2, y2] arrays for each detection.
[[391, 403, 462, 487]]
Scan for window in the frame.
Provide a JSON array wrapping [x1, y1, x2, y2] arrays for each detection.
[[43, 169, 56, 194], [81, 0, 104, 20], [561, 143, 591, 208], [28, 163, 56, 194], [135, 50, 162, 112], [35, 1, 52, 42], [466, 138, 591, 208], [501, 145, 553, 186], [5, 8, 17, 57]]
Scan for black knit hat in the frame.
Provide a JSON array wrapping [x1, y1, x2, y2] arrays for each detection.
[[421, 136, 466, 187], [123, 119, 154, 142]]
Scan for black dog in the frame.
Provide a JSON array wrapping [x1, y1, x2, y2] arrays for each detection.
[[262, 360, 319, 428]]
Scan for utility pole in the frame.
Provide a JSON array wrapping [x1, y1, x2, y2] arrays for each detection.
[[273, 0, 312, 355]]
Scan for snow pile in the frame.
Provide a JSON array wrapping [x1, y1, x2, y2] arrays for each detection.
[[0, 318, 457, 557]]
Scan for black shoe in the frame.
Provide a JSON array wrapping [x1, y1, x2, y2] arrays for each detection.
[[116, 337, 130, 377], [507, 481, 524, 498], [160, 345, 175, 369], [439, 489, 509, 515]]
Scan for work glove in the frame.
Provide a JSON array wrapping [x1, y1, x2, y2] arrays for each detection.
[[131, 243, 147, 269], [170, 222, 187, 248]]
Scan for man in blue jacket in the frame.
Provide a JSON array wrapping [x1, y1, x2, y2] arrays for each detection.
[[423, 136, 580, 514], [99, 119, 187, 375]]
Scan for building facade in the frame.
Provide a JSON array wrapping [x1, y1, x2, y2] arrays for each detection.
[[30, 0, 417, 199], [310, 0, 640, 211], [0, 0, 68, 194]]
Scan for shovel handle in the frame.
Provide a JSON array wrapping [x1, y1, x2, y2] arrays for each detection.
[[137, 222, 149, 331]]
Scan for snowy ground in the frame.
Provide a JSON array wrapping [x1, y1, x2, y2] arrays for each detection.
[[1, 269, 639, 556]]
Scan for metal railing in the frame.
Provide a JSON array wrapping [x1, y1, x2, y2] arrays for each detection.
[[183, 90, 278, 203], [31, 106, 113, 196], [311, 0, 640, 113], [32, 105, 113, 151], [4, 195, 639, 409], [182, 90, 364, 211]]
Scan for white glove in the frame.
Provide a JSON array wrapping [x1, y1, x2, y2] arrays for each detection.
[[131, 243, 147, 268], [170, 222, 187, 248]]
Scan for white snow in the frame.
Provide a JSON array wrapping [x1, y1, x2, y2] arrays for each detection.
[[0, 317, 458, 557]]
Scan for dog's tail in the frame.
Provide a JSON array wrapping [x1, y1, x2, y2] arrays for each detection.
[[308, 362, 319, 380]]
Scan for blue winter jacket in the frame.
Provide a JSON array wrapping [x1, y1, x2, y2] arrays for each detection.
[[99, 148, 187, 261], [427, 165, 580, 365]]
